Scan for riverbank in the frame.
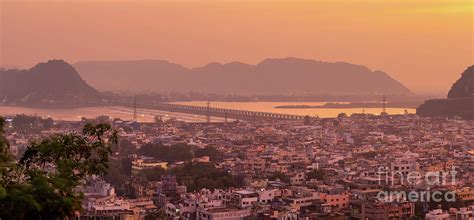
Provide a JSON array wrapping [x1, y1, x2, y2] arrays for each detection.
[[275, 101, 421, 109], [0, 105, 228, 123], [171, 101, 416, 117]]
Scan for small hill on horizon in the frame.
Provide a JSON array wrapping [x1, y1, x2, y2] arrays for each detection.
[[417, 65, 474, 119], [447, 65, 474, 99], [74, 57, 411, 95], [0, 60, 101, 106]]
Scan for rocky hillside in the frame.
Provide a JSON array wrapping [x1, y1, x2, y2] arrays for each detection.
[[447, 65, 474, 99], [0, 60, 101, 106], [417, 65, 474, 119]]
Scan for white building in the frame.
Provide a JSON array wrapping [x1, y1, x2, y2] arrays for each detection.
[[256, 189, 275, 203], [425, 209, 451, 220], [234, 190, 258, 208]]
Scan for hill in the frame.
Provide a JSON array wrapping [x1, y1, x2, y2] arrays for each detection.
[[74, 60, 189, 93], [74, 57, 411, 95], [417, 65, 474, 119], [0, 60, 101, 106], [447, 65, 474, 99]]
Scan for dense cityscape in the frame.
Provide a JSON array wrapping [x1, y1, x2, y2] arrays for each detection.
[[1, 1, 472, 219], [2, 111, 473, 219]]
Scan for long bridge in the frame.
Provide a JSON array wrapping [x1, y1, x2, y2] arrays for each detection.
[[116, 101, 308, 121]]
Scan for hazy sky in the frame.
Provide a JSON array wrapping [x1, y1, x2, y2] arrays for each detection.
[[1, 0, 472, 94]]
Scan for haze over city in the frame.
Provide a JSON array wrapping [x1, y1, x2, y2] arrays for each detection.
[[1, 1, 474, 219], [1, 0, 472, 94]]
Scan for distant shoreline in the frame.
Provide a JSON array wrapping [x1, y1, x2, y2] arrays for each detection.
[[0, 105, 228, 123], [275, 102, 420, 109]]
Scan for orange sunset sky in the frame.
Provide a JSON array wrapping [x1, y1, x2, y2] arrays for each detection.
[[0, 0, 472, 94]]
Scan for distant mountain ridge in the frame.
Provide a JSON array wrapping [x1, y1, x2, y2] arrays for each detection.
[[74, 57, 411, 95], [0, 60, 101, 106], [75, 60, 189, 93]]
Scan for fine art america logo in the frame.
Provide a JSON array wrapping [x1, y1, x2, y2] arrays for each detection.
[[376, 166, 457, 202]]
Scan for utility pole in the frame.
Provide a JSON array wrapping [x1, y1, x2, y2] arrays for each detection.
[[133, 96, 137, 123], [382, 94, 387, 115], [206, 99, 211, 123]]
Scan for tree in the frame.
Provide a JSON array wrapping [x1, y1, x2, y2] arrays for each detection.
[[138, 167, 166, 181], [360, 151, 377, 159], [139, 143, 193, 163], [337, 113, 348, 118], [154, 115, 163, 124], [103, 159, 127, 193], [307, 169, 326, 181], [170, 162, 243, 192], [195, 146, 224, 162], [120, 157, 133, 176], [0, 121, 117, 219], [43, 118, 54, 129], [11, 114, 55, 134], [103, 157, 133, 194], [0, 117, 12, 201], [145, 208, 167, 220], [304, 115, 311, 125], [269, 171, 290, 183], [113, 139, 136, 157], [95, 115, 111, 124]]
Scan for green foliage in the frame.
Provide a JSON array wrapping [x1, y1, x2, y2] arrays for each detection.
[[0, 117, 14, 200], [360, 151, 377, 159], [139, 143, 193, 163], [170, 162, 243, 192], [0, 117, 12, 166], [194, 146, 224, 162], [11, 114, 54, 134], [154, 115, 164, 124], [138, 167, 166, 181], [0, 186, 6, 199], [95, 115, 112, 124], [120, 157, 133, 176], [307, 169, 326, 181], [112, 139, 136, 157], [145, 209, 167, 220], [417, 98, 474, 120], [103, 158, 132, 194], [337, 113, 348, 118], [81, 115, 112, 125], [0, 121, 117, 219], [269, 171, 290, 183]]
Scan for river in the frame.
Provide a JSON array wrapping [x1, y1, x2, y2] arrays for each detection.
[[172, 101, 415, 118], [0, 102, 415, 122]]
